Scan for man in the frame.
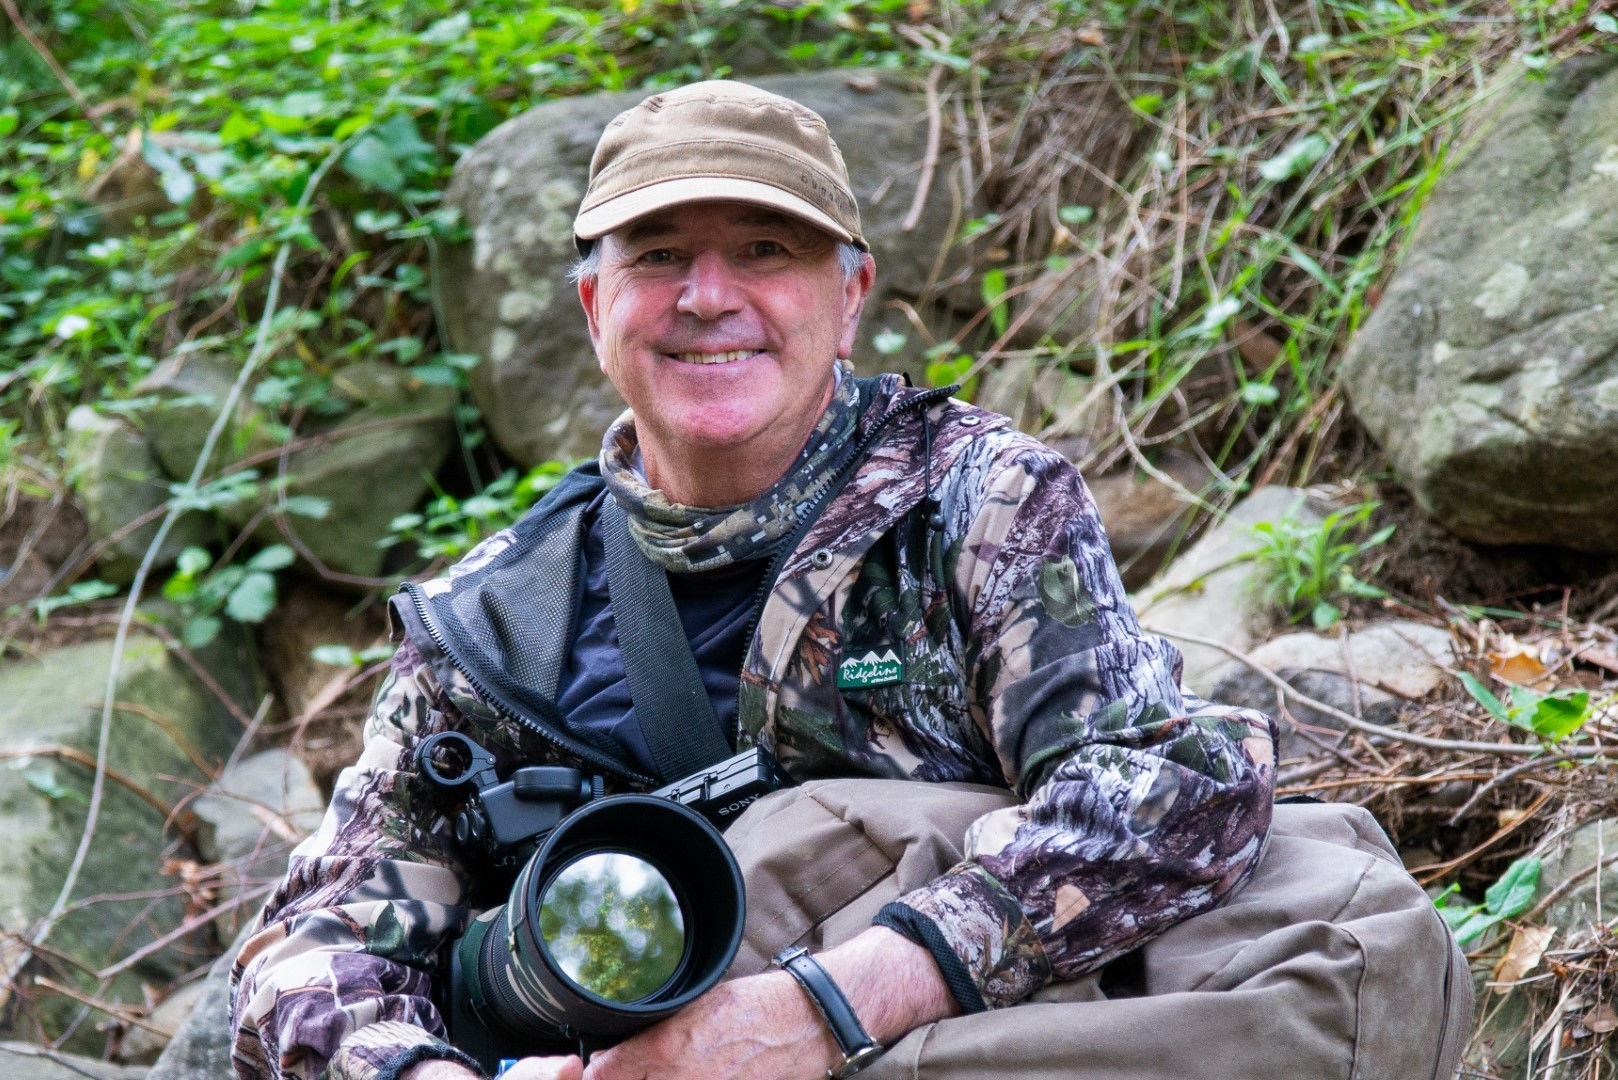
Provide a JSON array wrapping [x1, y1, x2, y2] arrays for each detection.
[[230, 80, 1278, 1080]]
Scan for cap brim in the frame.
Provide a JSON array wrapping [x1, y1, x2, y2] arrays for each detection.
[[573, 176, 857, 247]]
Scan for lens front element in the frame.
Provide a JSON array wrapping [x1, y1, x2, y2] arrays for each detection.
[[538, 852, 687, 1003]]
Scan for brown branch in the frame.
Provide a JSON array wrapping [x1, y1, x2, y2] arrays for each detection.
[[1408, 790, 1553, 884], [902, 64, 945, 232], [0, 746, 174, 818], [0, 0, 112, 141], [1142, 624, 1542, 757]]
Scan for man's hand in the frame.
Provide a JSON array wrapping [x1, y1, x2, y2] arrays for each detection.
[[582, 926, 959, 1080], [401, 1055, 582, 1080]]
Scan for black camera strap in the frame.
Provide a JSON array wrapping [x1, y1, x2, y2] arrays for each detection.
[[601, 498, 736, 783]]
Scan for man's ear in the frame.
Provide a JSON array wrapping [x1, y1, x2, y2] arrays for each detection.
[[578, 272, 604, 368], [835, 252, 876, 360]]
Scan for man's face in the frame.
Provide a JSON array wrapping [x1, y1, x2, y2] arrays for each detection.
[[578, 200, 873, 500]]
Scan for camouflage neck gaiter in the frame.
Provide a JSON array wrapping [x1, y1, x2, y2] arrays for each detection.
[[599, 363, 860, 574]]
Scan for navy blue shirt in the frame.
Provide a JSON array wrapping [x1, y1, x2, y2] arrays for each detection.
[[553, 493, 767, 779]]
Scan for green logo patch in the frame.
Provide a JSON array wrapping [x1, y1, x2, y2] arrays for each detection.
[[837, 648, 905, 689]]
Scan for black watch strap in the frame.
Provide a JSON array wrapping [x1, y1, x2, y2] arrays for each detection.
[[772, 946, 884, 1078]]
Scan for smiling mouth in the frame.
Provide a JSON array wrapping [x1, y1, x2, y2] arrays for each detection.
[[668, 350, 760, 365]]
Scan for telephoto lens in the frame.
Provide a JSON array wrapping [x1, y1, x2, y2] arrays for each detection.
[[445, 794, 745, 1070]]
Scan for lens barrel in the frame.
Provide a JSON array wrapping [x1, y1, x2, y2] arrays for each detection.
[[449, 794, 745, 1063]]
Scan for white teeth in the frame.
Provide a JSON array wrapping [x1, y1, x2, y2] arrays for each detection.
[[672, 350, 754, 365]]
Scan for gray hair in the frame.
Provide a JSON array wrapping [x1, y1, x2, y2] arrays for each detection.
[[569, 240, 867, 285]]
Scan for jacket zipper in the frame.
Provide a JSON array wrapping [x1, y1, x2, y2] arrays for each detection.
[[734, 384, 957, 732], [404, 382, 955, 781], [402, 580, 654, 785]]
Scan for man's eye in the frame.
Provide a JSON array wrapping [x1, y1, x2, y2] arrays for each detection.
[[639, 249, 674, 265], [747, 240, 785, 258]]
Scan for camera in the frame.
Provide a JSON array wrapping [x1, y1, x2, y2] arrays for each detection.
[[414, 733, 788, 1070]]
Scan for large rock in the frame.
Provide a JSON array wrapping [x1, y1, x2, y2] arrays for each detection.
[[0, 1042, 146, 1080], [145, 930, 245, 1080], [1208, 620, 1454, 759], [64, 407, 211, 583], [270, 361, 457, 578], [1341, 55, 1618, 550], [191, 749, 323, 941], [1134, 487, 1326, 695], [0, 635, 239, 1052], [125, 355, 457, 579], [441, 71, 981, 467], [1086, 452, 1212, 590]]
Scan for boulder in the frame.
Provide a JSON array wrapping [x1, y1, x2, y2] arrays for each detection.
[[261, 582, 389, 721], [1134, 486, 1326, 695], [1207, 620, 1454, 759], [1086, 452, 1212, 590], [115, 977, 209, 1065], [64, 407, 210, 583], [0, 635, 239, 1052], [191, 750, 323, 941], [0, 1042, 146, 1080], [124, 355, 457, 580], [441, 70, 981, 467], [128, 354, 280, 484], [1340, 54, 1618, 550], [0, 494, 87, 611], [269, 361, 457, 579], [145, 931, 245, 1080]]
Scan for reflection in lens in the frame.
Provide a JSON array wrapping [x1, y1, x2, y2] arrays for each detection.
[[538, 852, 687, 1003]]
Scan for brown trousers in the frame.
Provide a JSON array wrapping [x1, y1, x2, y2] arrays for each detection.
[[723, 780, 1472, 1080]]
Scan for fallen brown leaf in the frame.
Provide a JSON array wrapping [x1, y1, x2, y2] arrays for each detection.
[[1585, 1002, 1618, 1035], [1492, 924, 1555, 990], [1490, 643, 1549, 687]]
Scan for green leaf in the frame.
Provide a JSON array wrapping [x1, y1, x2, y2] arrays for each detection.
[[1258, 133, 1330, 182], [1131, 93, 1163, 114], [872, 329, 907, 355], [1310, 601, 1341, 629], [1452, 909, 1505, 945], [281, 494, 332, 519], [372, 113, 433, 166], [0, 109, 18, 139], [1528, 692, 1590, 741], [1057, 205, 1093, 227], [140, 139, 196, 207], [355, 209, 402, 234], [220, 112, 261, 144], [176, 546, 212, 576], [1595, 13, 1618, 33], [1239, 382, 1281, 406], [311, 643, 358, 666], [247, 544, 295, 571], [184, 614, 222, 649], [982, 268, 1009, 336], [341, 135, 404, 193], [225, 571, 277, 622], [24, 766, 74, 802], [1485, 856, 1541, 919], [1459, 672, 1511, 724], [420, 12, 471, 44]]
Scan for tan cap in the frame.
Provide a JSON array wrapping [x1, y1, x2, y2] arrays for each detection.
[[573, 80, 865, 252]]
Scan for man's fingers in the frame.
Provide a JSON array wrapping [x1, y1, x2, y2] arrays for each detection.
[[502, 1054, 584, 1080]]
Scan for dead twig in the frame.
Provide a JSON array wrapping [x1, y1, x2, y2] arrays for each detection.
[[1141, 625, 1541, 756]]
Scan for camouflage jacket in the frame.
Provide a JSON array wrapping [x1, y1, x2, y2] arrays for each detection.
[[230, 376, 1276, 1080]]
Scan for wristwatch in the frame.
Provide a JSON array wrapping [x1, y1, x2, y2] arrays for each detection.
[[772, 945, 885, 1078]]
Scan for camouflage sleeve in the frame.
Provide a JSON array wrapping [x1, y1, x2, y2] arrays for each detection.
[[229, 637, 478, 1080], [885, 438, 1276, 1010]]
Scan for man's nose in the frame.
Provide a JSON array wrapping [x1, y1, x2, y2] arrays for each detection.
[[675, 250, 743, 320]]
